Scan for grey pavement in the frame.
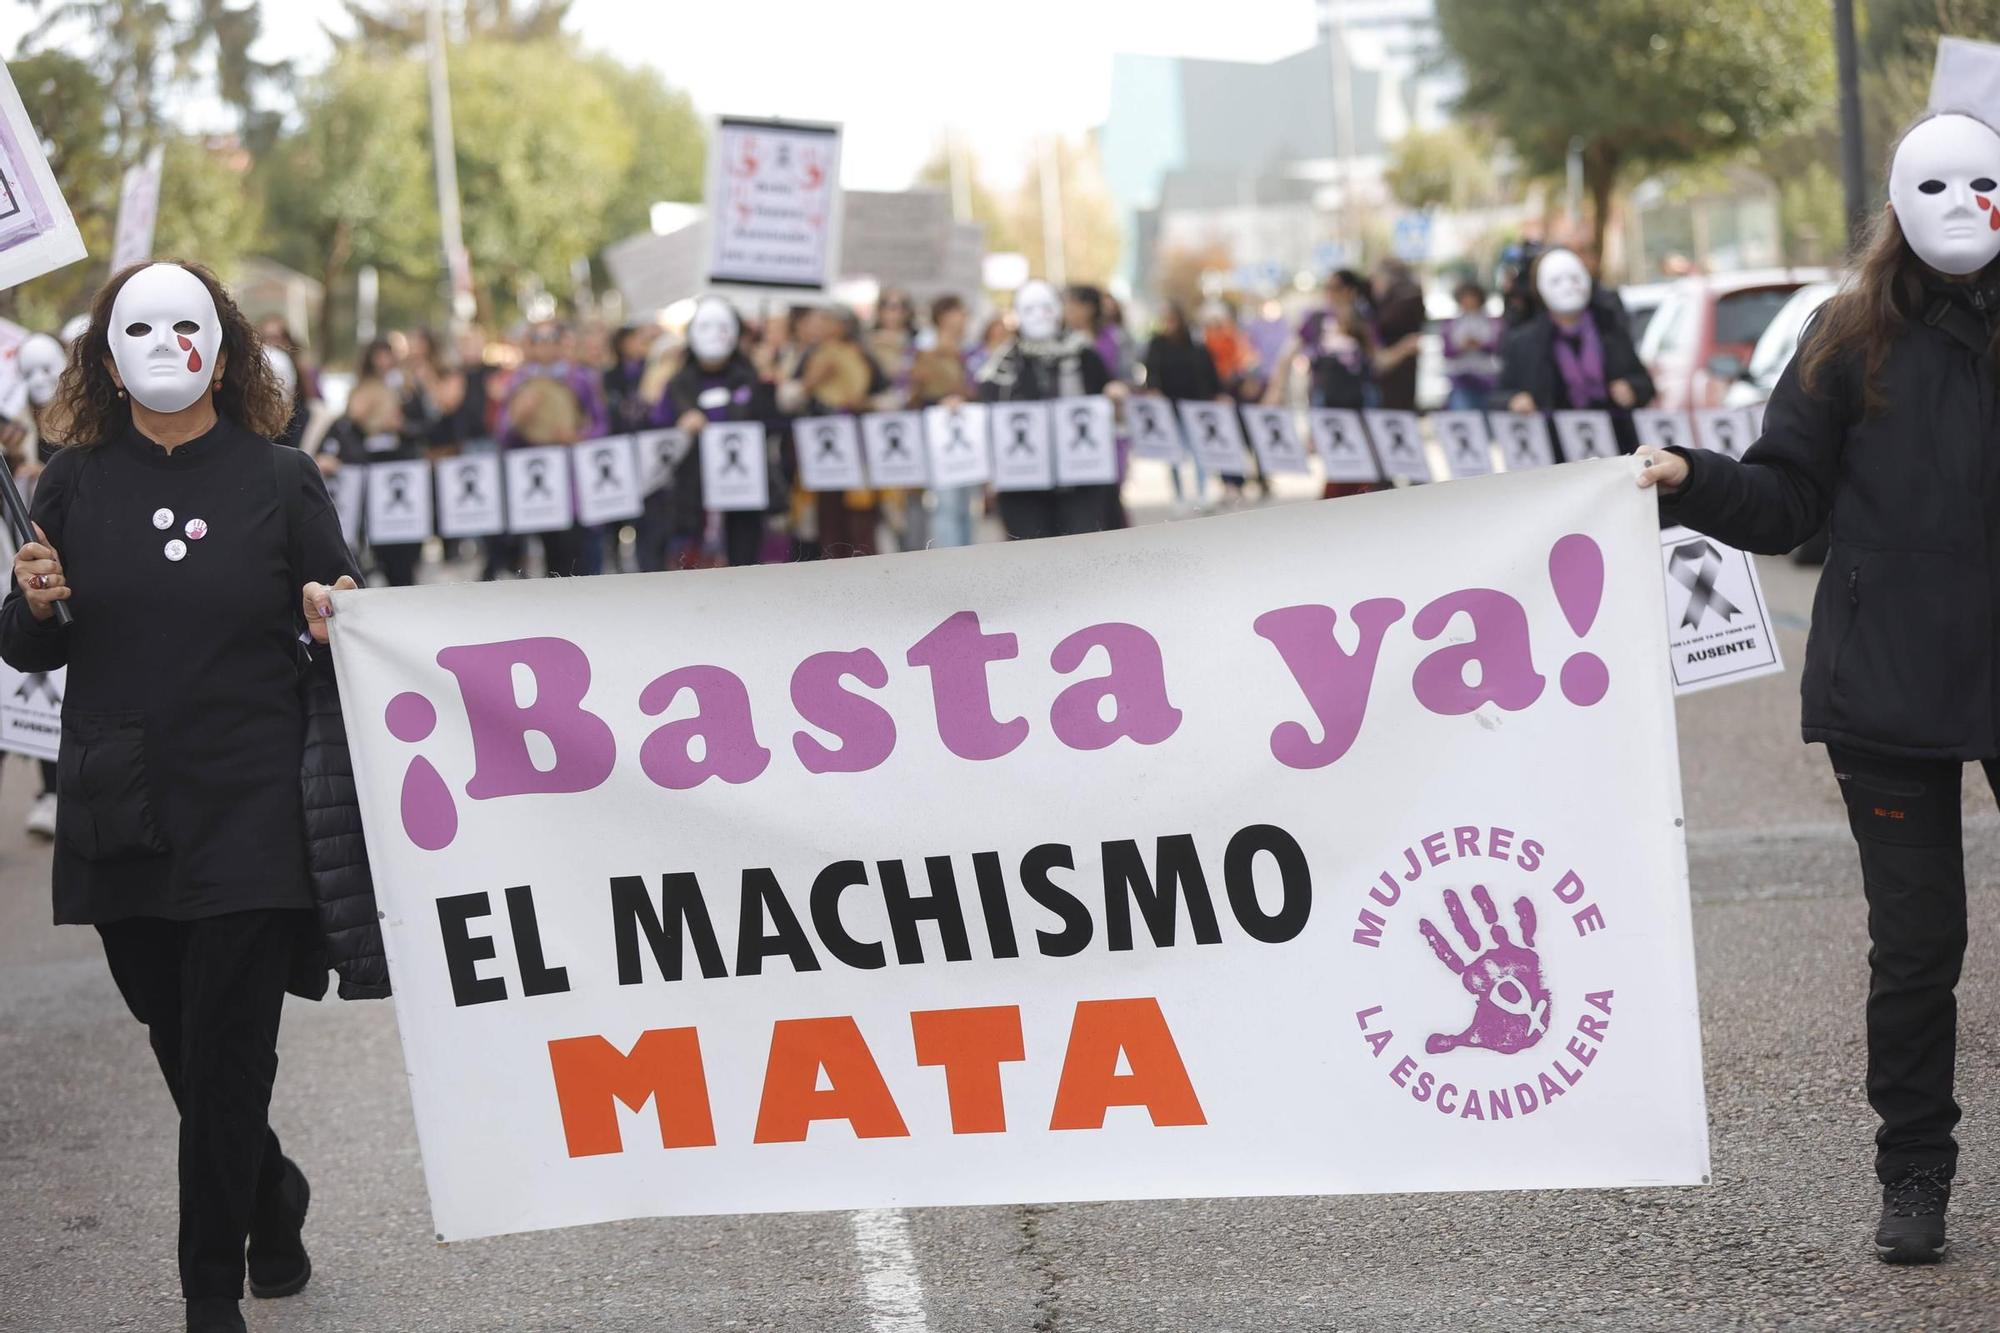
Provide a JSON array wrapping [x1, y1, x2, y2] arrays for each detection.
[[6, 527, 2000, 1332]]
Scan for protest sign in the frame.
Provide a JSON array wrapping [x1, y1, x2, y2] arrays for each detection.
[[861, 412, 929, 490], [573, 437, 644, 526], [1239, 406, 1310, 477], [796, 416, 868, 493], [1490, 414, 1556, 471], [707, 116, 842, 290], [1051, 396, 1118, 486], [1631, 410, 1691, 454], [1365, 410, 1430, 483], [436, 454, 506, 539], [635, 429, 691, 497], [923, 403, 992, 491], [0, 531, 59, 761], [1552, 411, 1618, 463], [1177, 401, 1248, 476], [109, 145, 165, 273], [366, 459, 434, 545], [0, 60, 86, 289], [1432, 412, 1494, 479], [700, 422, 770, 512], [1308, 408, 1381, 484], [1693, 408, 1753, 461], [330, 458, 1709, 1241], [1659, 525, 1784, 694], [1124, 397, 1182, 463], [990, 402, 1054, 491], [504, 447, 574, 534]]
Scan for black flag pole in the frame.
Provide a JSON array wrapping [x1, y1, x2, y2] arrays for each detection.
[[0, 465, 70, 626]]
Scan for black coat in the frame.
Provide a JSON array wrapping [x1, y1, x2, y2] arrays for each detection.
[[1663, 286, 2000, 760], [1494, 296, 1655, 451], [1142, 335, 1219, 402]]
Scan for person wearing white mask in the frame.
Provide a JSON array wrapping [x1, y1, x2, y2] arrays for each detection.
[[1639, 110, 2000, 1266], [1493, 247, 1654, 452], [0, 261, 362, 1333], [664, 296, 781, 568], [977, 278, 1126, 540]]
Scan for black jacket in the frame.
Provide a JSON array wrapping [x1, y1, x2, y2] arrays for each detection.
[[1142, 334, 1219, 402], [1663, 283, 2000, 760], [1494, 295, 1655, 450]]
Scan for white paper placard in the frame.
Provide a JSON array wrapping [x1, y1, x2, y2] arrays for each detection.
[[572, 437, 645, 526], [1178, 401, 1249, 476], [1239, 405, 1311, 477], [1432, 411, 1494, 479], [326, 464, 368, 548], [1051, 396, 1119, 486], [701, 421, 770, 512], [1308, 408, 1382, 484], [1489, 413, 1557, 471], [1693, 408, 1753, 461], [109, 145, 164, 273], [365, 459, 434, 545], [706, 116, 842, 290], [861, 411, 931, 489], [1364, 410, 1431, 483], [0, 525, 62, 763], [504, 446, 575, 534], [329, 458, 1709, 1242], [635, 429, 692, 497], [1660, 525, 1784, 693], [1125, 396, 1183, 462], [435, 454, 506, 539], [0, 61, 86, 289], [1631, 409, 1693, 453], [795, 416, 867, 493], [923, 403, 992, 491], [990, 402, 1055, 491], [1552, 411, 1619, 462]]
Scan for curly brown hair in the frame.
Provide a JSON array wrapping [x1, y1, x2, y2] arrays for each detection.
[[49, 259, 290, 446]]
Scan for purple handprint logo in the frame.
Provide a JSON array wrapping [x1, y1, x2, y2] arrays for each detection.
[[1417, 885, 1550, 1055]]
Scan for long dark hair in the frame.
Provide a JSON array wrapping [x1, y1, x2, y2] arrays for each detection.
[[1800, 116, 2000, 417], [52, 260, 290, 445]]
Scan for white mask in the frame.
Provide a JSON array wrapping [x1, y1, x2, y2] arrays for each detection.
[[688, 299, 740, 366], [1889, 113, 2000, 276], [1016, 280, 1062, 343], [263, 344, 298, 403], [109, 264, 222, 413], [16, 334, 63, 407], [1535, 250, 1592, 317]]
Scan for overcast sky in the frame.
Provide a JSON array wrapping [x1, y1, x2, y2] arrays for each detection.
[[3, 0, 1324, 189]]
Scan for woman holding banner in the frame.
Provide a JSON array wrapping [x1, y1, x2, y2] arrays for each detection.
[[0, 261, 357, 1333], [1495, 248, 1654, 452], [1639, 110, 2000, 1266]]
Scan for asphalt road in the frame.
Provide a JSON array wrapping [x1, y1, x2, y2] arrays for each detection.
[[5, 508, 2000, 1332]]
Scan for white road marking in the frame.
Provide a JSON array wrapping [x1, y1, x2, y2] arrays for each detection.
[[850, 1207, 931, 1332]]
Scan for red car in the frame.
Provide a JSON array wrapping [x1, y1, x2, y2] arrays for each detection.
[[1636, 268, 1833, 411]]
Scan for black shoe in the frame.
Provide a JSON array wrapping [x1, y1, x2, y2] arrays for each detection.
[[186, 1297, 247, 1332], [247, 1156, 313, 1298], [1876, 1164, 1952, 1264]]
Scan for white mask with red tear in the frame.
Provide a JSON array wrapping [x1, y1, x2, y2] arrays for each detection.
[[1890, 113, 2000, 276], [108, 263, 223, 413]]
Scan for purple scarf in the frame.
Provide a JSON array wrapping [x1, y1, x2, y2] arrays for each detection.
[[1551, 315, 1607, 409]]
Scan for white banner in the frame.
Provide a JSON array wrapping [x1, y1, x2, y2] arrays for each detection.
[[1239, 406, 1310, 477], [923, 403, 992, 491], [1308, 408, 1381, 484], [1431, 411, 1494, 480], [330, 458, 1709, 1241], [573, 437, 644, 526], [1124, 397, 1182, 463], [860, 412, 929, 489], [0, 61, 86, 289], [1051, 396, 1117, 486], [796, 416, 868, 493], [504, 446, 575, 534], [1177, 401, 1248, 476], [365, 459, 434, 546], [700, 421, 770, 512], [706, 116, 842, 290], [1552, 411, 1618, 463], [1365, 410, 1431, 483], [1660, 525, 1784, 694], [990, 402, 1054, 491], [1489, 413, 1556, 471], [109, 145, 165, 273], [436, 454, 506, 539]]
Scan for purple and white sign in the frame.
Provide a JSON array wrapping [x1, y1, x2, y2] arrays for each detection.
[[0, 60, 85, 288]]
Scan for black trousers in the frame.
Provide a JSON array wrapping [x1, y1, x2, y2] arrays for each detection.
[[1828, 745, 1999, 1183], [96, 910, 309, 1299]]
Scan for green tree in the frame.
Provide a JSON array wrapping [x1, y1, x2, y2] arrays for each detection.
[[585, 52, 706, 240], [1436, 0, 1832, 259], [1383, 123, 1502, 212], [154, 135, 262, 273], [913, 139, 1018, 254], [335, 0, 575, 53]]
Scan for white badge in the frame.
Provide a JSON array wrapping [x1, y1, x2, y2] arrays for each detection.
[[152, 507, 174, 530], [163, 538, 186, 562], [183, 517, 207, 540]]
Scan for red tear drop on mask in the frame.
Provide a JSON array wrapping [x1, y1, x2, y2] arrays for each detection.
[[177, 333, 202, 373]]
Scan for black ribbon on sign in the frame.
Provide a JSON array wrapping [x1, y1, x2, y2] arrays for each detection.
[[1668, 539, 1743, 629], [1006, 418, 1034, 456], [721, 432, 748, 475], [1070, 408, 1097, 451], [14, 672, 61, 706], [1453, 425, 1480, 462], [1510, 423, 1540, 464], [525, 459, 552, 499], [1712, 419, 1739, 456], [1576, 422, 1600, 456], [1201, 414, 1223, 445], [1328, 423, 1357, 453], [817, 428, 844, 461], [946, 416, 973, 453], [1266, 419, 1290, 452], [387, 474, 412, 510], [594, 452, 620, 491], [459, 469, 484, 503], [882, 423, 910, 458], [1389, 425, 1417, 459]]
